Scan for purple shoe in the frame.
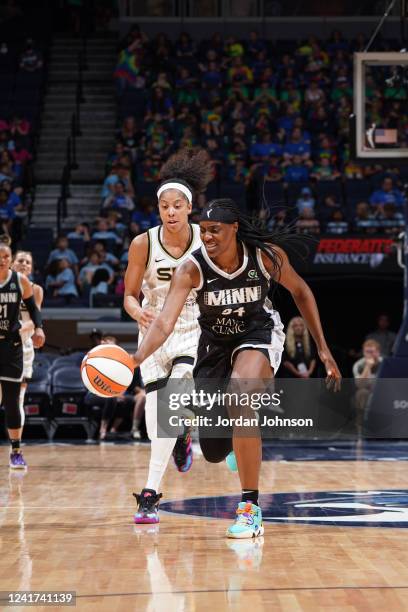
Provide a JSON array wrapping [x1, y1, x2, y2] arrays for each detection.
[[172, 432, 193, 473], [133, 489, 162, 524], [9, 452, 27, 470]]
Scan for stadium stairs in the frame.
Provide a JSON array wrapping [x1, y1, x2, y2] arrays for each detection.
[[32, 34, 117, 230]]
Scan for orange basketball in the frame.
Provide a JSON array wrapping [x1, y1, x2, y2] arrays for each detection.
[[81, 344, 135, 397]]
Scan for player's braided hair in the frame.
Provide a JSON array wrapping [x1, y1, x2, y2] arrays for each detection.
[[204, 198, 303, 280], [159, 148, 213, 199]]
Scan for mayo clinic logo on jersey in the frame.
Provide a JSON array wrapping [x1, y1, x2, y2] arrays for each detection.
[[160, 490, 408, 528], [204, 286, 261, 306]]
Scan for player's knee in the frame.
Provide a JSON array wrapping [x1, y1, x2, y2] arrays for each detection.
[[199, 438, 231, 463], [4, 398, 23, 429]]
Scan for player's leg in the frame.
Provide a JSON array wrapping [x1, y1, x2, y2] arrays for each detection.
[[3, 380, 27, 469], [226, 349, 273, 538], [132, 389, 146, 439], [194, 339, 234, 464], [134, 388, 177, 524], [170, 359, 195, 473], [19, 339, 34, 423]]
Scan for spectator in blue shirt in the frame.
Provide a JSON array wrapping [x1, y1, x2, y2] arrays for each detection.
[[102, 181, 134, 222], [284, 156, 310, 183], [92, 219, 122, 245], [101, 166, 120, 198], [67, 223, 91, 243], [130, 198, 160, 236], [246, 30, 267, 59], [296, 187, 316, 213], [250, 132, 282, 161], [78, 251, 114, 290], [370, 177, 405, 211], [47, 236, 79, 270], [45, 259, 78, 300], [202, 61, 223, 89], [283, 128, 311, 161]]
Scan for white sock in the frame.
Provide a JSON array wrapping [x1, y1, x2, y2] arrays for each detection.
[[19, 385, 26, 428], [144, 390, 177, 492], [19, 386, 26, 412]]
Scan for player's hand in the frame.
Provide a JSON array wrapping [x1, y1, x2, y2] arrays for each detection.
[[138, 309, 156, 333], [32, 328, 45, 349], [318, 348, 342, 392]]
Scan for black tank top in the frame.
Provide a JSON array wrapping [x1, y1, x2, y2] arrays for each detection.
[[0, 270, 23, 337], [190, 243, 275, 345]]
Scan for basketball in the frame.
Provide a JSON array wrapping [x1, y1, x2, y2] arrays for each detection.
[[81, 344, 135, 397]]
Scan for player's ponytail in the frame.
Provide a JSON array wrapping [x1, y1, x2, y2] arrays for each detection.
[[158, 148, 213, 202], [202, 198, 303, 280]]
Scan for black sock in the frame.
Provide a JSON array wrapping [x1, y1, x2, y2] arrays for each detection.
[[241, 489, 259, 505], [10, 439, 21, 453]]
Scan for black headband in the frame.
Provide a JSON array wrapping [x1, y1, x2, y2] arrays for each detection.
[[199, 206, 239, 224]]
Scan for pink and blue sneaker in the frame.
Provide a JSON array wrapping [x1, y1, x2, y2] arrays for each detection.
[[9, 451, 27, 470], [172, 432, 193, 473], [226, 502, 264, 539], [133, 489, 162, 524]]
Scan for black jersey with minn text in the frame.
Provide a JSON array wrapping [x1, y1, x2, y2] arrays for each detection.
[[190, 243, 276, 345], [0, 270, 23, 337]]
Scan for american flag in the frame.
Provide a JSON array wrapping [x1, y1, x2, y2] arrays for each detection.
[[375, 129, 398, 145]]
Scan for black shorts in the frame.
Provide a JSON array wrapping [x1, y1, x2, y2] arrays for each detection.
[[193, 336, 271, 463], [193, 331, 282, 382], [0, 337, 23, 382]]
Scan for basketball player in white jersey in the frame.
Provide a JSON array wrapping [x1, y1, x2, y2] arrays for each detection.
[[124, 149, 213, 523], [12, 251, 44, 428]]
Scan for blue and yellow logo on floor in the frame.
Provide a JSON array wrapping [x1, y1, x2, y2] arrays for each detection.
[[161, 490, 408, 528]]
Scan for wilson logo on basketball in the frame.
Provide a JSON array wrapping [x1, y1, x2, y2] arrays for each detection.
[[93, 375, 113, 394]]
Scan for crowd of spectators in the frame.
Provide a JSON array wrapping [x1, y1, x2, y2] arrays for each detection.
[[104, 27, 407, 236], [0, 36, 45, 244], [40, 29, 407, 306]]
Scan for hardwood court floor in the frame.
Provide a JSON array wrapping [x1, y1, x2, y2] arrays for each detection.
[[0, 443, 407, 611]]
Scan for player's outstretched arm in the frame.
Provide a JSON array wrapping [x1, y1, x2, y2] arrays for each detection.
[[133, 260, 199, 368], [263, 246, 341, 390]]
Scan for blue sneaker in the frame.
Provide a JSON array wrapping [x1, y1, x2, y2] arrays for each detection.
[[9, 451, 27, 470], [226, 502, 264, 539], [225, 451, 238, 472]]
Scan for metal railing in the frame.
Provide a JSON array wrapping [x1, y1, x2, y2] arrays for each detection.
[[57, 43, 87, 235]]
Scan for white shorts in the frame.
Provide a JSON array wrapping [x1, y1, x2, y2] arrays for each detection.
[[22, 338, 35, 379], [139, 325, 200, 390]]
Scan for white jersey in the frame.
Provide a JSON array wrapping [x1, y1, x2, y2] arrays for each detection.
[[20, 284, 35, 378], [141, 224, 201, 334], [20, 286, 34, 343]]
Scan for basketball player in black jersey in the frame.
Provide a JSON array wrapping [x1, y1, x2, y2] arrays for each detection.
[[0, 244, 45, 469], [133, 199, 341, 538]]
